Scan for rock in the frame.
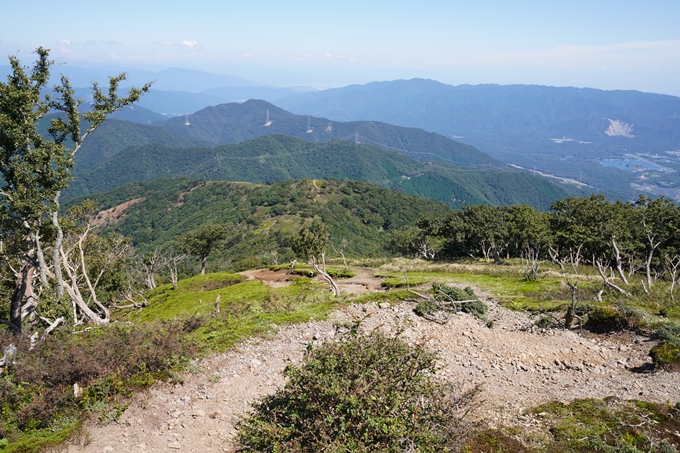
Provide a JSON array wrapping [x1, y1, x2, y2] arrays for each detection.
[[168, 441, 181, 449], [192, 409, 206, 418], [379, 302, 391, 309], [250, 358, 262, 367]]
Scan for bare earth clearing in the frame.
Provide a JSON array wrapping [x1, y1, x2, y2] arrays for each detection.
[[61, 276, 680, 453]]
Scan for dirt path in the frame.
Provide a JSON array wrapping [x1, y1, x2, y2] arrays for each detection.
[[64, 292, 680, 452], [240, 267, 383, 295]]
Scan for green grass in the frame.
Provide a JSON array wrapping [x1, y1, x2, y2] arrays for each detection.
[[0, 418, 83, 453], [122, 271, 344, 353], [521, 398, 680, 452]]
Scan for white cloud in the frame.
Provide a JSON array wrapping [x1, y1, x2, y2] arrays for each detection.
[[56, 39, 77, 45], [181, 40, 199, 48], [85, 39, 123, 46]]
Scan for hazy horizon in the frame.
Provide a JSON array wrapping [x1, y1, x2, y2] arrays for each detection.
[[2, 0, 679, 95]]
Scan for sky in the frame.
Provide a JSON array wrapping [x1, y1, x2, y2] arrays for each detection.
[[2, 0, 680, 94]]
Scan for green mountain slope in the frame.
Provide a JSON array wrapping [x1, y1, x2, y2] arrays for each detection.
[[157, 100, 502, 167], [75, 119, 213, 169], [74, 178, 455, 268], [67, 134, 572, 209]]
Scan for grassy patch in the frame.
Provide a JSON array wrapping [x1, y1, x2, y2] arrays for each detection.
[[524, 398, 680, 452], [0, 418, 83, 453]]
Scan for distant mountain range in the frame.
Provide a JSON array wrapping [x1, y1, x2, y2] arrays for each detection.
[[66, 100, 574, 209], [274, 79, 680, 199], [156, 100, 502, 168]]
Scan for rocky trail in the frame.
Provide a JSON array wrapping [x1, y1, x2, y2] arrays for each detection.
[[61, 285, 680, 453]]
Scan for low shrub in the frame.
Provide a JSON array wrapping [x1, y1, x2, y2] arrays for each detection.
[[585, 305, 644, 333], [236, 331, 480, 452], [649, 343, 680, 372], [432, 283, 488, 322], [535, 315, 557, 329], [0, 318, 200, 442]]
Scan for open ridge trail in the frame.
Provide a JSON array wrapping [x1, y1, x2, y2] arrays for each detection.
[[62, 285, 680, 453]]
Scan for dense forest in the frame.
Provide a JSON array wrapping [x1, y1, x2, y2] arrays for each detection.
[[63, 178, 454, 275], [66, 134, 573, 209], [394, 194, 680, 295]]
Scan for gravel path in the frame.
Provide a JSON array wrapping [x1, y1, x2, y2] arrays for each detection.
[[62, 293, 679, 453]]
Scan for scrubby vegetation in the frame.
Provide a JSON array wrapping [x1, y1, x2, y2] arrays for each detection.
[[0, 319, 200, 450], [236, 330, 480, 453]]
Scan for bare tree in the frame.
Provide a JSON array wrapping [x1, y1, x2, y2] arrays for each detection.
[[665, 254, 680, 302], [139, 248, 162, 289], [595, 259, 631, 297], [564, 280, 585, 335], [331, 238, 350, 271]]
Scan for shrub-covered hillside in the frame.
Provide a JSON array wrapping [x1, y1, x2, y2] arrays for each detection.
[[75, 178, 454, 271]]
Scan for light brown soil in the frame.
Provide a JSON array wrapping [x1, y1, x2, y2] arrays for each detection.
[[93, 198, 145, 228], [63, 286, 680, 453]]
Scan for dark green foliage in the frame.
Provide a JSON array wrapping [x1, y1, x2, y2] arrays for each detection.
[[585, 305, 644, 333], [65, 178, 454, 271], [236, 331, 479, 452], [651, 322, 680, 346], [535, 315, 557, 329], [414, 298, 439, 317], [64, 132, 569, 209], [0, 319, 200, 442], [432, 283, 488, 321], [649, 343, 680, 371]]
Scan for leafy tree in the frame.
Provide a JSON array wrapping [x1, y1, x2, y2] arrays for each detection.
[[0, 47, 149, 332], [292, 220, 339, 295], [178, 224, 226, 275]]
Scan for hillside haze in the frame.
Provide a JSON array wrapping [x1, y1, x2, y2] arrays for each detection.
[[275, 79, 680, 200]]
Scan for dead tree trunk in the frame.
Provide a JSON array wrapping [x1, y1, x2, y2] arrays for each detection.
[[595, 259, 631, 297], [611, 238, 629, 286], [548, 247, 566, 273], [313, 253, 340, 296]]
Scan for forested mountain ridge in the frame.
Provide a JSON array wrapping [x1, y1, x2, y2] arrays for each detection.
[[155, 99, 502, 168], [75, 119, 213, 169], [70, 178, 456, 269], [66, 134, 573, 209]]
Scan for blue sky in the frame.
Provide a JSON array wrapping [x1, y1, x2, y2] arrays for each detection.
[[2, 0, 680, 94]]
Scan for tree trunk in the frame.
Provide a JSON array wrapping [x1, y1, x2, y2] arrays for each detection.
[[313, 263, 340, 296], [611, 238, 629, 286], [52, 198, 64, 298], [10, 260, 37, 332], [201, 255, 207, 275], [645, 245, 654, 289], [596, 260, 631, 296]]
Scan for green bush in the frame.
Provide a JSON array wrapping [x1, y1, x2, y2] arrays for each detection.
[[236, 331, 479, 452], [649, 343, 680, 372], [432, 283, 488, 322], [585, 305, 644, 333], [535, 315, 557, 329]]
